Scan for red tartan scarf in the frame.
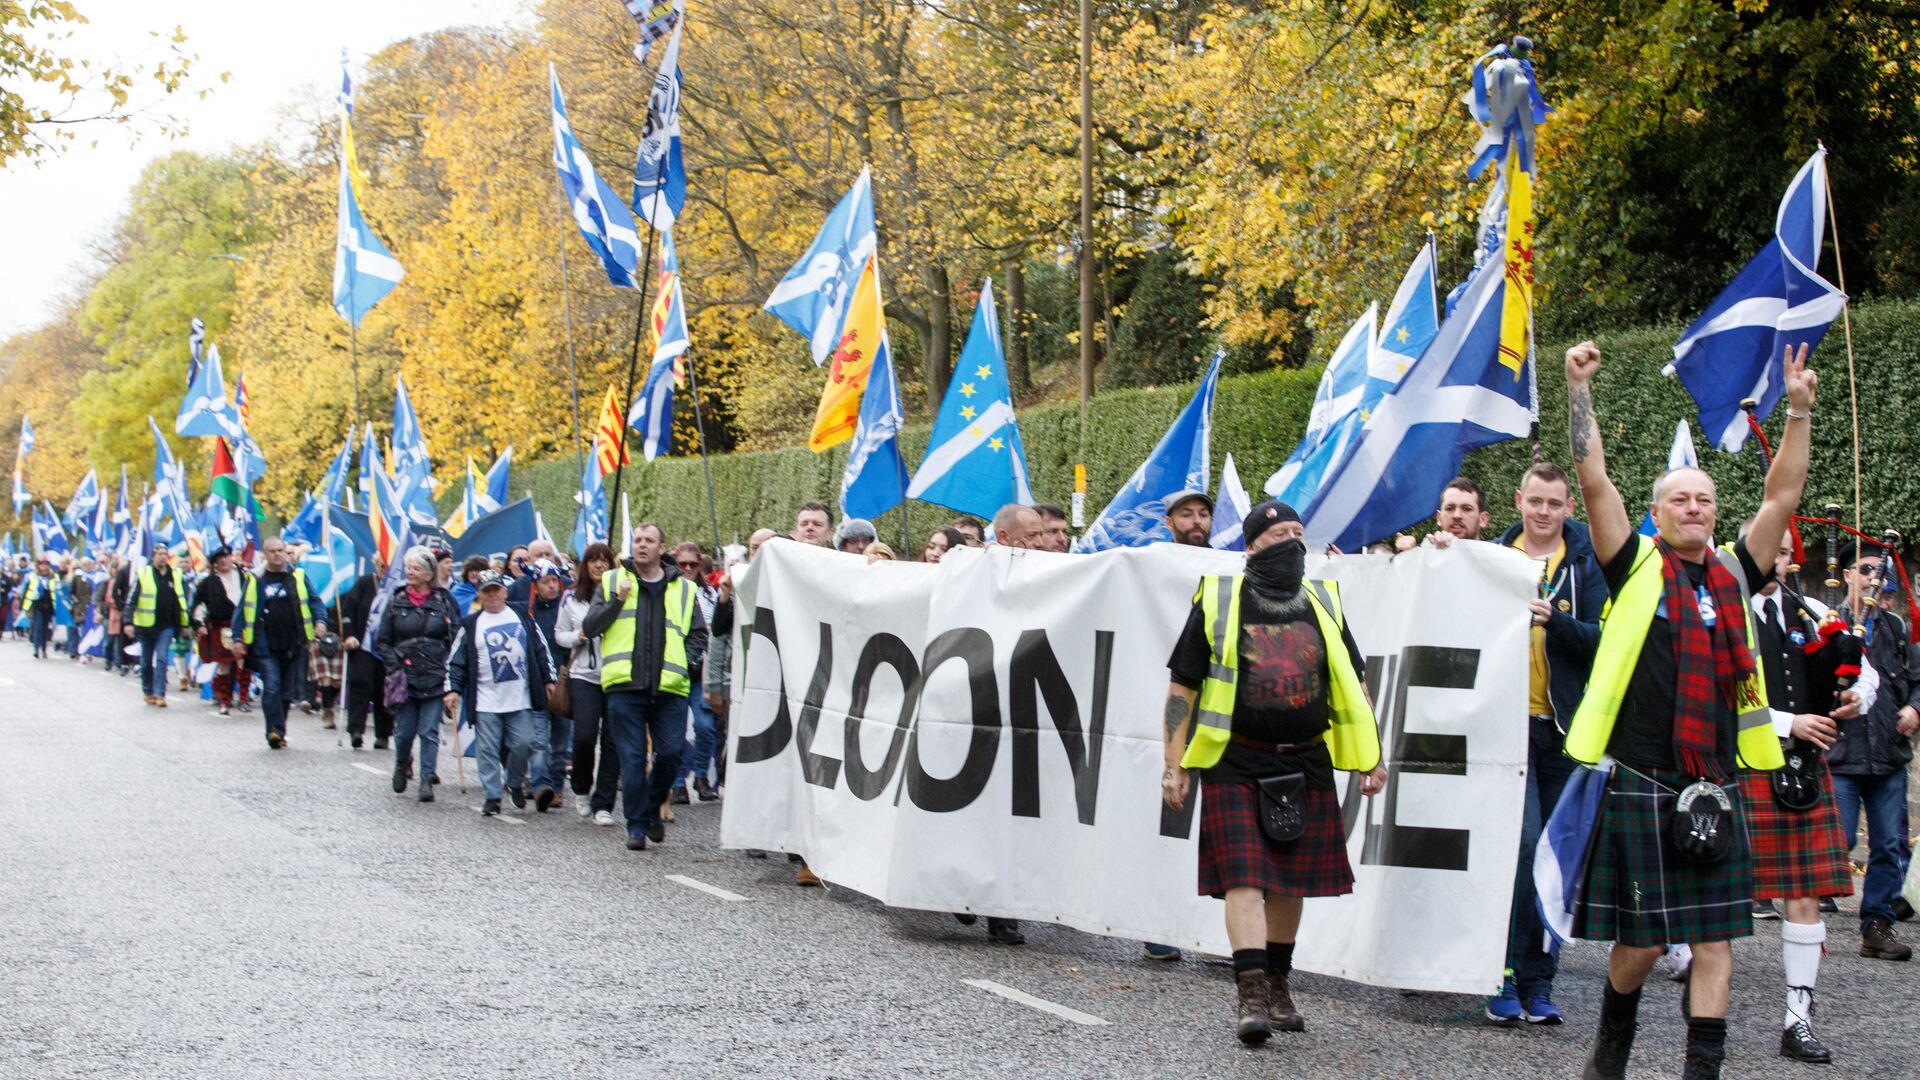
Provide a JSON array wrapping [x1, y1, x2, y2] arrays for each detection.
[[1657, 539, 1756, 780]]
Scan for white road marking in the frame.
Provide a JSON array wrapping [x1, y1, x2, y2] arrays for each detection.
[[665, 874, 746, 902], [961, 979, 1110, 1026], [475, 808, 525, 825], [351, 763, 385, 776]]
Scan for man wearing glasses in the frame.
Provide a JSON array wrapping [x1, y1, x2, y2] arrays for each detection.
[[1826, 541, 1920, 961], [670, 542, 724, 804]]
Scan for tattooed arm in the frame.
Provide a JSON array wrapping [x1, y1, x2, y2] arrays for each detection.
[[1565, 341, 1632, 566], [1161, 683, 1198, 810]]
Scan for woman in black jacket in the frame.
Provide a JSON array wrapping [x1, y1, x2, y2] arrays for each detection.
[[374, 546, 462, 802]]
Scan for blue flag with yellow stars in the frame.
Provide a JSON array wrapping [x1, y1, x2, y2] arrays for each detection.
[[906, 279, 1032, 519]]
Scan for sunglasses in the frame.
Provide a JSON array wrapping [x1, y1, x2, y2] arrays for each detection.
[[676, 560, 702, 570]]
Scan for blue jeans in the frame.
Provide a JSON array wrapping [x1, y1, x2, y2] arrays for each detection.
[[1506, 714, 1577, 997], [679, 690, 718, 788], [253, 649, 306, 740], [394, 697, 442, 781], [29, 608, 53, 655], [605, 688, 687, 836], [542, 710, 572, 793], [1832, 770, 1911, 929], [477, 708, 547, 801], [137, 628, 176, 697]]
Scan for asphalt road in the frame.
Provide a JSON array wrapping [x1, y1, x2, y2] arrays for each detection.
[[2, 645, 1916, 1079]]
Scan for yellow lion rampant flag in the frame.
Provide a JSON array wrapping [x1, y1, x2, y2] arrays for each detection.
[[808, 254, 885, 452], [594, 383, 631, 475], [1498, 146, 1534, 378]]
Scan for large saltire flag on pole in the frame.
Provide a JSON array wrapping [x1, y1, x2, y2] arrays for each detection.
[[840, 289, 906, 520], [595, 384, 631, 475], [390, 374, 438, 529], [632, 229, 691, 460], [319, 432, 354, 505], [764, 166, 877, 367], [571, 434, 608, 556], [551, 63, 643, 290], [445, 458, 482, 540], [332, 94, 406, 326], [1073, 350, 1223, 553], [906, 278, 1033, 519], [1665, 147, 1846, 452], [175, 341, 247, 441], [62, 469, 99, 532], [12, 414, 32, 516], [478, 446, 511, 513], [630, 0, 686, 230], [808, 254, 887, 452]]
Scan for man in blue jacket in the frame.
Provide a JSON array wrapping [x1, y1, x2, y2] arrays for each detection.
[[1486, 462, 1606, 1026]]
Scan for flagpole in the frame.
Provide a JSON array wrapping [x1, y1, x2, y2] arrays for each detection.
[[556, 184, 585, 487], [1820, 159, 1863, 537], [684, 354, 724, 558], [351, 321, 362, 435], [607, 230, 661, 530]]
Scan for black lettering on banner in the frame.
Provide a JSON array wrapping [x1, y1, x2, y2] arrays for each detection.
[[792, 622, 843, 789], [732, 608, 792, 764], [1009, 629, 1113, 826], [842, 633, 920, 801], [1351, 646, 1476, 872], [903, 627, 1001, 813]]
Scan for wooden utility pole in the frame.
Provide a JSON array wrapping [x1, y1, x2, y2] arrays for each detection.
[[1077, 0, 1096, 411]]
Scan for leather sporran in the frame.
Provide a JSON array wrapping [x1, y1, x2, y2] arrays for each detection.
[[1671, 780, 1735, 864], [1255, 772, 1308, 844], [1769, 741, 1822, 813]]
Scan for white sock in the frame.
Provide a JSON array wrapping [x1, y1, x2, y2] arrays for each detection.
[[1781, 918, 1825, 1029]]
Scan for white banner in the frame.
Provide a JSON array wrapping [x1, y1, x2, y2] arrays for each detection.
[[721, 540, 1536, 993]]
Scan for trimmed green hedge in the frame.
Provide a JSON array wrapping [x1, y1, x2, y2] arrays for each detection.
[[512, 298, 1920, 550]]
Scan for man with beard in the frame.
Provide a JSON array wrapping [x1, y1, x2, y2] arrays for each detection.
[[1164, 490, 1213, 547], [1033, 504, 1072, 553], [1423, 477, 1491, 548], [1161, 499, 1387, 1046]]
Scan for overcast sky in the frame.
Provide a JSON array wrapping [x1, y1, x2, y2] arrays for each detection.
[[0, 0, 532, 337]]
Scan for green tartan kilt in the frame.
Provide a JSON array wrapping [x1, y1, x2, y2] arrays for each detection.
[[1572, 764, 1755, 947]]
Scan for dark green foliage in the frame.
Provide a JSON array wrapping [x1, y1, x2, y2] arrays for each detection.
[[517, 298, 1920, 553], [1102, 247, 1216, 390]]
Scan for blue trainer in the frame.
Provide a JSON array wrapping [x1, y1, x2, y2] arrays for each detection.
[[1486, 974, 1523, 1023], [1523, 994, 1564, 1025]]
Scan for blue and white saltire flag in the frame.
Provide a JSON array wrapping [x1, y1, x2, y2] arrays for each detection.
[[1266, 305, 1376, 506], [10, 468, 29, 518], [1300, 252, 1534, 552], [337, 47, 353, 116], [320, 432, 354, 505], [764, 166, 877, 366], [839, 306, 907, 520], [906, 279, 1033, 518], [570, 436, 608, 556], [284, 493, 326, 548], [332, 135, 406, 326], [1377, 238, 1442, 377], [186, 316, 206, 386], [175, 342, 247, 440], [631, 4, 686, 230], [1209, 454, 1253, 551], [551, 64, 644, 290], [78, 595, 105, 657], [62, 469, 99, 532], [632, 230, 691, 461], [87, 488, 110, 553], [480, 446, 512, 513], [147, 415, 195, 529], [391, 373, 432, 477], [394, 454, 439, 530], [363, 519, 416, 650], [1638, 420, 1700, 537], [34, 501, 69, 555], [1534, 762, 1613, 949], [19, 413, 35, 456], [1666, 147, 1846, 453], [1073, 350, 1223, 553], [622, 0, 684, 63]]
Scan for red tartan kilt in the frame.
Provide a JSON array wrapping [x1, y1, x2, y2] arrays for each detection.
[[1737, 765, 1854, 901], [196, 621, 234, 664], [1196, 780, 1354, 899]]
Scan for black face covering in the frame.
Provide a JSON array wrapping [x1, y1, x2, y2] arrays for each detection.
[[1245, 538, 1306, 598]]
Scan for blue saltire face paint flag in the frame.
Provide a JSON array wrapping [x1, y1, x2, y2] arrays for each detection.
[[1209, 453, 1253, 551], [632, 230, 691, 461], [763, 166, 877, 366], [176, 341, 247, 441], [1665, 147, 1846, 452], [630, 0, 686, 230], [551, 63, 643, 290], [1299, 249, 1534, 553], [1073, 350, 1223, 553], [906, 279, 1032, 519]]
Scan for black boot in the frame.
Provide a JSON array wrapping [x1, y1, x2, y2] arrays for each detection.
[[1234, 969, 1271, 1046], [1584, 981, 1640, 1080], [1780, 994, 1832, 1064], [1682, 1017, 1727, 1080]]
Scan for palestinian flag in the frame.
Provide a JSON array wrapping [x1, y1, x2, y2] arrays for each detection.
[[210, 438, 262, 518]]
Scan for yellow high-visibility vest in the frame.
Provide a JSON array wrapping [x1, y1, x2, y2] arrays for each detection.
[[238, 569, 313, 646], [133, 565, 188, 631], [597, 567, 694, 697], [1181, 576, 1381, 773], [1564, 536, 1782, 771]]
